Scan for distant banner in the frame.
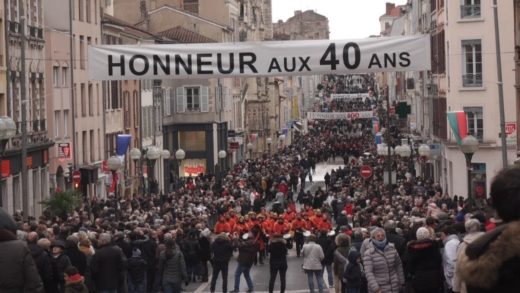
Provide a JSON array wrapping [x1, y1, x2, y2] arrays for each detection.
[[307, 111, 374, 120], [89, 36, 431, 80], [331, 93, 371, 100]]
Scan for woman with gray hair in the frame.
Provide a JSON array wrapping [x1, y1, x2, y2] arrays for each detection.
[[452, 219, 484, 293], [363, 227, 405, 293]]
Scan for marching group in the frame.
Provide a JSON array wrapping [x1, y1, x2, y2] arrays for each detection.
[[1, 77, 519, 293]]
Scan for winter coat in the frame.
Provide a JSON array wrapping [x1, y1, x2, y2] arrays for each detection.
[[333, 233, 350, 276], [344, 250, 364, 289], [302, 241, 324, 270], [198, 236, 211, 262], [363, 241, 405, 293], [452, 231, 484, 293], [268, 237, 287, 265], [127, 256, 147, 285], [0, 229, 44, 293], [91, 244, 127, 290], [236, 239, 258, 267], [210, 236, 233, 263], [28, 243, 53, 292], [317, 235, 335, 265], [458, 221, 520, 293], [158, 248, 187, 284], [442, 234, 460, 289], [51, 253, 72, 292], [65, 245, 87, 275], [386, 231, 406, 258], [407, 239, 443, 291], [180, 238, 202, 265]]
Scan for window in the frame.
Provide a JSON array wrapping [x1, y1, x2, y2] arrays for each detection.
[[90, 130, 95, 161], [462, 40, 482, 87], [86, 0, 91, 23], [186, 87, 200, 111], [79, 0, 84, 22], [461, 0, 480, 18], [464, 107, 483, 142], [61, 67, 68, 86], [54, 110, 60, 137], [81, 83, 86, 117], [164, 88, 171, 116], [133, 91, 139, 127], [124, 91, 130, 128], [79, 36, 85, 69], [53, 66, 59, 87], [88, 83, 93, 116], [184, 0, 198, 14], [82, 131, 87, 163], [63, 110, 69, 137]]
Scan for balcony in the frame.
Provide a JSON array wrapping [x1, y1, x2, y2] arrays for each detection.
[[462, 74, 482, 88], [461, 4, 481, 19]]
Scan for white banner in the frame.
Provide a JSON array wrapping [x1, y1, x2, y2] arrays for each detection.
[[307, 111, 374, 120], [88, 36, 431, 80], [331, 93, 371, 100]]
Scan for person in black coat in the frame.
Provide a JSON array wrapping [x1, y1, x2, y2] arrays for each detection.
[[27, 232, 54, 293], [317, 230, 335, 288], [127, 248, 147, 293], [268, 234, 288, 293], [51, 240, 72, 293], [406, 227, 443, 293], [210, 233, 233, 293], [231, 233, 258, 293], [91, 233, 127, 292], [198, 229, 212, 282], [65, 235, 87, 276], [180, 230, 202, 283], [343, 250, 365, 293]]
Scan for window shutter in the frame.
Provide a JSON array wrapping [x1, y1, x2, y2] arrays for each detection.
[[176, 87, 185, 113], [201, 86, 209, 112], [163, 88, 171, 116]]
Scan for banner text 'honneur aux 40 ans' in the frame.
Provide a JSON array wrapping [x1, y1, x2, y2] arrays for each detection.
[[88, 36, 430, 80]]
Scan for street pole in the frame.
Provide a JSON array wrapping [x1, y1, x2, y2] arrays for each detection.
[[493, 0, 508, 168], [20, 1, 29, 216], [386, 92, 392, 189], [464, 153, 474, 209]]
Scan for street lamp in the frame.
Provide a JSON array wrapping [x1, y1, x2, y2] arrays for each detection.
[[247, 142, 254, 159], [146, 146, 160, 196], [0, 117, 16, 207], [460, 135, 479, 208], [266, 137, 272, 155], [396, 142, 414, 177], [175, 148, 186, 179], [218, 150, 227, 183], [107, 156, 122, 215], [377, 143, 394, 187], [129, 148, 141, 195]]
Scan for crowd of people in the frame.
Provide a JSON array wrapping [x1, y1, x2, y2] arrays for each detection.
[[1, 75, 519, 293]]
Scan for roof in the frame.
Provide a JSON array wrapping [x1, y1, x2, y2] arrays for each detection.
[[146, 4, 230, 31], [286, 10, 328, 23], [157, 26, 216, 43], [102, 14, 159, 40]]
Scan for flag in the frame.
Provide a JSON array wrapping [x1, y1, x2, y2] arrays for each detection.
[[447, 111, 468, 145], [116, 134, 132, 159]]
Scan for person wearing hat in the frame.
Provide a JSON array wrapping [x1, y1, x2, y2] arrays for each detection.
[[291, 213, 307, 257], [51, 239, 73, 293], [0, 207, 43, 292], [268, 233, 288, 293], [127, 248, 147, 293], [64, 266, 88, 293], [230, 233, 258, 293], [406, 227, 443, 293]]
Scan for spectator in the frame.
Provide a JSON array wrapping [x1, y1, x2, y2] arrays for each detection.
[[91, 233, 127, 293], [0, 207, 43, 292], [210, 233, 233, 293], [268, 233, 288, 293], [363, 227, 404, 293], [343, 250, 366, 293], [458, 168, 520, 292], [407, 227, 443, 293], [231, 233, 258, 293], [440, 224, 460, 292], [64, 266, 88, 293], [27, 231, 54, 292], [302, 234, 325, 293], [452, 219, 484, 293], [127, 248, 147, 293], [158, 238, 187, 293], [317, 230, 335, 289], [333, 233, 350, 293], [51, 240, 72, 293]]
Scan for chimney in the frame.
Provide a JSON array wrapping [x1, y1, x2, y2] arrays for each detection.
[[294, 10, 302, 16], [386, 3, 395, 15]]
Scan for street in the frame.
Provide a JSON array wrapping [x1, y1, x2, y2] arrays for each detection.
[[185, 160, 341, 292]]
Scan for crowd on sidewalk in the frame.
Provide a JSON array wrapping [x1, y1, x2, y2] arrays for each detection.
[[1, 77, 519, 293]]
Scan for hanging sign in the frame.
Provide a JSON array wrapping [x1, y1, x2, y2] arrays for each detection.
[[307, 111, 374, 120], [89, 36, 431, 80]]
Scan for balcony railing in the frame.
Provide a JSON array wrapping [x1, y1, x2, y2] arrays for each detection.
[[462, 73, 483, 87], [461, 4, 481, 18]]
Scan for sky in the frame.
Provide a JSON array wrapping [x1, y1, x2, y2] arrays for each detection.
[[272, 0, 408, 40]]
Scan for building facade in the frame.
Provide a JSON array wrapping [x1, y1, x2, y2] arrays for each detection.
[[2, 0, 53, 216]]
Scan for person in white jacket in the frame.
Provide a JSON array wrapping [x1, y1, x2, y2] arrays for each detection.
[[302, 234, 325, 293], [452, 219, 484, 293], [441, 224, 460, 292]]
